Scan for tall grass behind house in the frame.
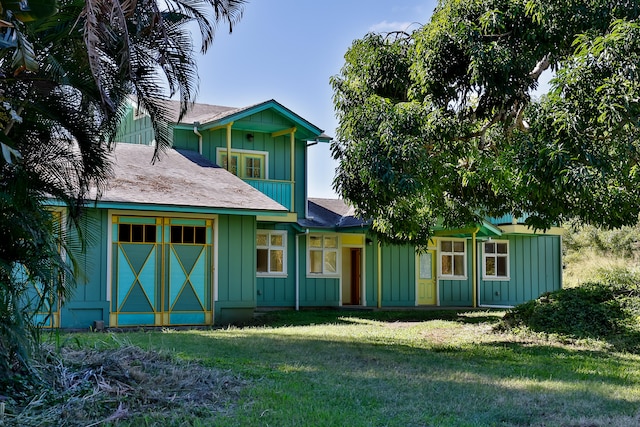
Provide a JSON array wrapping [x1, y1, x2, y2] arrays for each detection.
[[563, 222, 640, 287]]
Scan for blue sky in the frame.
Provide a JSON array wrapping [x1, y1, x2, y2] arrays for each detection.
[[195, 0, 439, 198]]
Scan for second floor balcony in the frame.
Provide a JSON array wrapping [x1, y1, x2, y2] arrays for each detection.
[[244, 179, 293, 211]]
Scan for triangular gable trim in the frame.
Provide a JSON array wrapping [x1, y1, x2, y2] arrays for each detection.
[[176, 99, 325, 139]]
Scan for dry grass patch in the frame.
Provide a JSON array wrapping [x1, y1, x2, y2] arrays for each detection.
[[6, 343, 245, 427], [564, 249, 634, 287]]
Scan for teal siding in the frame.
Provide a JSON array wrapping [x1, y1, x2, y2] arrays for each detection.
[[439, 240, 474, 307], [298, 238, 340, 306], [256, 224, 297, 307], [215, 215, 257, 323], [439, 278, 473, 306], [245, 179, 292, 210], [479, 235, 561, 306], [294, 141, 306, 216], [364, 238, 379, 307], [60, 209, 110, 328], [300, 277, 340, 306], [380, 244, 415, 307], [174, 127, 294, 181], [115, 107, 156, 145], [360, 239, 418, 308]]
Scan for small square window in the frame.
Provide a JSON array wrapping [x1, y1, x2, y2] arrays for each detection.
[[256, 230, 287, 275], [310, 236, 322, 248], [271, 234, 283, 247], [440, 239, 467, 278], [310, 250, 323, 273], [118, 224, 131, 242], [307, 234, 339, 275], [257, 249, 268, 273], [483, 241, 509, 279], [132, 224, 144, 242], [270, 250, 284, 272]]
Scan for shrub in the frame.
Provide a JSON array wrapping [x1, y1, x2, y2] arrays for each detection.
[[500, 267, 640, 352]]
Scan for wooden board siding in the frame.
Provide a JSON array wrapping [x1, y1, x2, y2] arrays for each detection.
[[60, 209, 110, 328], [294, 141, 306, 216], [364, 239, 379, 307], [175, 127, 294, 182], [439, 240, 474, 307], [380, 244, 416, 307], [300, 277, 340, 306], [359, 238, 419, 308], [298, 237, 340, 306], [215, 215, 257, 323], [479, 235, 561, 306], [115, 107, 156, 145], [256, 224, 296, 307]]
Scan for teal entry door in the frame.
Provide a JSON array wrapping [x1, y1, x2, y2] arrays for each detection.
[[111, 216, 213, 327]]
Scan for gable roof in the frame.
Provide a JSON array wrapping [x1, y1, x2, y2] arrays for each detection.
[[154, 98, 331, 142], [90, 143, 288, 215], [299, 198, 505, 238], [298, 198, 369, 230]]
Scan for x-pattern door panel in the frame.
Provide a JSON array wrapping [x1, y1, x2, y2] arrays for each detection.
[[112, 216, 212, 327]]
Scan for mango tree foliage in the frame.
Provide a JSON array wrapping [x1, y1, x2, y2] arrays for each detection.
[[331, 0, 640, 245]]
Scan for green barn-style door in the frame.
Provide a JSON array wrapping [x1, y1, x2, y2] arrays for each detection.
[[164, 219, 213, 325], [111, 216, 213, 327]]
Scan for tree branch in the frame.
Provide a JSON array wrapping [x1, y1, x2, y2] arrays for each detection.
[[530, 54, 551, 81]]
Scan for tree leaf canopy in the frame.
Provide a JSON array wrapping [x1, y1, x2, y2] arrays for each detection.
[[331, 0, 640, 245]]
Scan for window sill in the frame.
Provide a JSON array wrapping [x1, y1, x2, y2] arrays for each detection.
[[482, 276, 510, 281], [257, 273, 288, 278], [306, 273, 340, 278], [438, 275, 468, 281]]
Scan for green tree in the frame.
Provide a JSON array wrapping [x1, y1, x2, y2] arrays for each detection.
[[0, 0, 245, 382], [331, 0, 640, 245]]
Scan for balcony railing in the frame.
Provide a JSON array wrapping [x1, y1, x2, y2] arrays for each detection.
[[244, 179, 293, 211], [488, 213, 530, 225]]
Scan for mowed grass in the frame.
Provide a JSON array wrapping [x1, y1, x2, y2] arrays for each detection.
[[69, 310, 640, 427]]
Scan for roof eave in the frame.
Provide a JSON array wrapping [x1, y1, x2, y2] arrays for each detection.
[[176, 100, 325, 140]]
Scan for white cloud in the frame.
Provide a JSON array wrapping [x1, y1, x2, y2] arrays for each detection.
[[369, 20, 418, 33]]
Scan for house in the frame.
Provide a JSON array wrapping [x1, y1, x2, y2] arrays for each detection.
[[49, 99, 563, 328]]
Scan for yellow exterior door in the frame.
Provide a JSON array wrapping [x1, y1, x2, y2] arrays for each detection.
[[417, 251, 437, 305]]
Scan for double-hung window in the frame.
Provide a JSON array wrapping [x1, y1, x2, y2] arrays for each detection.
[[308, 235, 338, 275], [439, 239, 466, 279], [257, 230, 286, 275], [217, 148, 267, 179], [483, 241, 509, 280]]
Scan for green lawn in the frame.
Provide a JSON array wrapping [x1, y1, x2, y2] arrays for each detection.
[[32, 310, 640, 426]]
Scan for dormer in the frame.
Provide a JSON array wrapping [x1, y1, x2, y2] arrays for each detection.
[[117, 98, 331, 221]]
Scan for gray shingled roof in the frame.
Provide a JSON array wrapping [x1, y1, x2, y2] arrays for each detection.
[[145, 98, 331, 141], [156, 98, 249, 125], [94, 143, 287, 213], [298, 198, 369, 229]]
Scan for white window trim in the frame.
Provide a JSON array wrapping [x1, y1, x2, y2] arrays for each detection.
[[215, 147, 270, 179], [306, 234, 340, 277], [438, 238, 468, 280], [482, 240, 510, 281], [256, 230, 287, 277]]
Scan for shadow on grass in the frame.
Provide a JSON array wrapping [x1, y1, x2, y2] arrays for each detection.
[[245, 308, 504, 328], [119, 326, 640, 427]]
